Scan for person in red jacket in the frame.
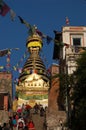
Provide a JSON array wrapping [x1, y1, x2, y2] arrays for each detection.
[[28, 120, 35, 130]]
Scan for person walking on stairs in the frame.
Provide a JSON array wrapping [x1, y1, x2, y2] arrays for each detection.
[[28, 120, 35, 130]]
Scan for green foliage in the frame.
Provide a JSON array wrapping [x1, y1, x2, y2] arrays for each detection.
[[71, 51, 86, 130]]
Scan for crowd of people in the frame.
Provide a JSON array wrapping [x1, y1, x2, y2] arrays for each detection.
[[0, 103, 47, 130]]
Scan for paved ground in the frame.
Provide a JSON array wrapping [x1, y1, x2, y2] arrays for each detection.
[[31, 112, 46, 130]]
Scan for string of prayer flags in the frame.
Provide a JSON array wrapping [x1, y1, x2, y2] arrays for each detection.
[[18, 16, 36, 35], [18, 16, 31, 28]]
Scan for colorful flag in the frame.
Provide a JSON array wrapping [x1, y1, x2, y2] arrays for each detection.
[[46, 35, 53, 44], [0, 49, 9, 57], [6, 54, 10, 63], [18, 16, 37, 35], [13, 66, 17, 71], [0, 1, 10, 16], [66, 17, 69, 25], [47, 67, 51, 75], [10, 9, 16, 21], [0, 66, 4, 69], [18, 16, 31, 28], [18, 68, 22, 73], [18, 16, 25, 23], [36, 29, 43, 37]]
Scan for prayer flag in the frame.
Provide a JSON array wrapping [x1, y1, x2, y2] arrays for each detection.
[[46, 36, 53, 44], [0, 49, 9, 57], [12, 99, 18, 112], [18, 16, 24, 23], [10, 9, 16, 21], [0, 1, 10, 16], [0, 66, 4, 69], [18, 16, 31, 28], [47, 67, 51, 76], [18, 16, 36, 35], [36, 29, 43, 37]]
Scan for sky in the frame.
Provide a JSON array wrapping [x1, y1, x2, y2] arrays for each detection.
[[0, 0, 86, 85]]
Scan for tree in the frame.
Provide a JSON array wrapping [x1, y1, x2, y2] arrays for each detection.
[[71, 51, 86, 130]]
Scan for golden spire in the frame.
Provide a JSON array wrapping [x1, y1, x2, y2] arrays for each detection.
[[26, 25, 43, 51]]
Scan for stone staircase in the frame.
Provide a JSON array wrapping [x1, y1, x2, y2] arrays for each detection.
[[30, 110, 67, 130], [31, 113, 45, 130]]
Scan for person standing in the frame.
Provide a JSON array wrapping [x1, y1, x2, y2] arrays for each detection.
[[9, 117, 13, 130], [2, 123, 9, 130], [17, 117, 25, 130], [40, 106, 44, 116], [12, 115, 17, 130], [0, 123, 2, 130], [28, 120, 35, 130]]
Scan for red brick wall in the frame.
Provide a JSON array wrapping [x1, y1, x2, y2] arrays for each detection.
[[48, 64, 60, 113]]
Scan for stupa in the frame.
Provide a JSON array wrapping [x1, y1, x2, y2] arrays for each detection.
[[16, 28, 50, 107]]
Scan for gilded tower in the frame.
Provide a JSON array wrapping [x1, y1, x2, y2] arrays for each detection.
[[16, 30, 50, 107]]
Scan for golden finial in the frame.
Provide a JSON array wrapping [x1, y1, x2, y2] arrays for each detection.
[[26, 25, 43, 50]]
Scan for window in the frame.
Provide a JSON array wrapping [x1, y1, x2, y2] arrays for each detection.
[[70, 34, 83, 47], [73, 38, 81, 46]]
